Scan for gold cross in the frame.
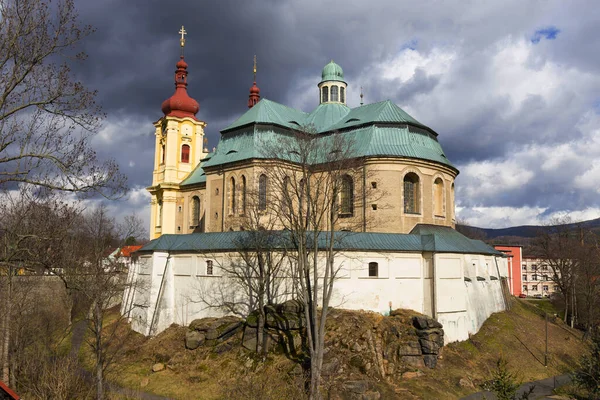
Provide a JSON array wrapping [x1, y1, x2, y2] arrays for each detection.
[[179, 26, 187, 47], [253, 55, 257, 80]]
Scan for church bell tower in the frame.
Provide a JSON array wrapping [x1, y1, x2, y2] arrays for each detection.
[[148, 26, 207, 239]]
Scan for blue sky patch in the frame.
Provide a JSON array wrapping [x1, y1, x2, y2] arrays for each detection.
[[531, 26, 560, 43]]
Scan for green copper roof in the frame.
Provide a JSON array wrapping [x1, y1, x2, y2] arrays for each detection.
[[223, 99, 308, 132], [326, 100, 427, 132], [305, 103, 350, 131], [180, 153, 213, 187], [321, 61, 345, 83], [138, 225, 501, 256]]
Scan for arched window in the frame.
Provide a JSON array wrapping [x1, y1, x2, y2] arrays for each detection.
[[229, 177, 236, 214], [368, 262, 378, 277], [322, 86, 329, 103], [434, 177, 444, 216], [161, 144, 165, 164], [258, 174, 267, 211], [331, 85, 339, 102], [403, 172, 420, 214], [181, 144, 190, 163], [340, 87, 345, 103], [340, 175, 353, 216], [241, 175, 247, 215], [191, 196, 200, 226]]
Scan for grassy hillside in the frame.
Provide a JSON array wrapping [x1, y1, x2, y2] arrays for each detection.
[[101, 298, 587, 399]]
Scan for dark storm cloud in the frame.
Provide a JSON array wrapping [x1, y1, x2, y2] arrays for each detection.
[[65, 0, 600, 228]]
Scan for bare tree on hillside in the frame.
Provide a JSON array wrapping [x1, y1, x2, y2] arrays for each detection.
[[0, 188, 82, 387], [533, 218, 581, 326], [0, 0, 125, 197], [194, 191, 289, 354], [259, 126, 379, 399]]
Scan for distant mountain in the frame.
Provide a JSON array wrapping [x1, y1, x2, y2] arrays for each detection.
[[457, 217, 600, 239]]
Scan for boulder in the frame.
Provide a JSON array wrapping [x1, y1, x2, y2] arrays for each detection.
[[423, 354, 438, 369], [419, 338, 441, 354], [402, 371, 423, 379], [321, 357, 340, 376], [398, 341, 422, 356], [151, 363, 165, 372], [412, 316, 443, 330], [189, 317, 219, 331], [343, 380, 369, 394], [459, 377, 474, 389], [185, 330, 205, 350], [401, 355, 425, 369], [277, 299, 304, 314]]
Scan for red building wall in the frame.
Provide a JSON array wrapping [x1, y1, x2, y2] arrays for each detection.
[[494, 245, 523, 296]]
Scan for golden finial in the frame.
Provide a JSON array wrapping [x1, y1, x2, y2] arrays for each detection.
[[179, 25, 187, 53], [360, 86, 364, 106], [253, 55, 257, 81]]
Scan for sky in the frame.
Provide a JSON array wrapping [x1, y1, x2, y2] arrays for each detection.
[[72, 0, 600, 230]]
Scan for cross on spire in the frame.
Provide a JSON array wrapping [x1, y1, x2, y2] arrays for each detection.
[[179, 26, 187, 48], [253, 55, 257, 81]]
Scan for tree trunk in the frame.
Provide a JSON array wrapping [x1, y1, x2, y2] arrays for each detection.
[[1, 272, 12, 384], [94, 301, 104, 400]]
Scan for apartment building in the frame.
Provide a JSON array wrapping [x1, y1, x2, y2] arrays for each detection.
[[521, 257, 560, 297]]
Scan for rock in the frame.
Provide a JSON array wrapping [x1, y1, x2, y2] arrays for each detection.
[[412, 316, 443, 330], [277, 299, 304, 314], [401, 355, 425, 369], [242, 325, 258, 351], [343, 380, 369, 394], [185, 330, 205, 350], [321, 357, 340, 376], [423, 354, 438, 369], [349, 355, 366, 372], [189, 317, 219, 331], [362, 391, 381, 400], [151, 363, 165, 372], [205, 319, 243, 341], [459, 377, 474, 388], [402, 371, 423, 379], [214, 341, 233, 354], [419, 338, 441, 354], [398, 341, 422, 356], [140, 377, 149, 387], [352, 342, 363, 352]]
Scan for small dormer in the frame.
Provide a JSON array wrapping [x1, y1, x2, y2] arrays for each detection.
[[318, 60, 347, 106]]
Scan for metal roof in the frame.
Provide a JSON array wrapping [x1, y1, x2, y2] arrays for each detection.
[[223, 99, 308, 132], [138, 225, 501, 256], [179, 153, 213, 186]]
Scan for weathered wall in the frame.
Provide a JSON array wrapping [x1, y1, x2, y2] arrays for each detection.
[[125, 250, 508, 343]]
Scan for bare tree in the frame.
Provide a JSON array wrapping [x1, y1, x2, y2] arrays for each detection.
[[259, 127, 375, 399], [0, 0, 125, 197]]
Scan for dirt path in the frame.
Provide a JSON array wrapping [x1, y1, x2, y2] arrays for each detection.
[[69, 319, 173, 400], [461, 374, 571, 400]]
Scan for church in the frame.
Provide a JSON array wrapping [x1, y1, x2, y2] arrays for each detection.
[[123, 30, 508, 344]]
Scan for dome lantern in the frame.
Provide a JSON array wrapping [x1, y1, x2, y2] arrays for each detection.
[[318, 60, 347, 106]]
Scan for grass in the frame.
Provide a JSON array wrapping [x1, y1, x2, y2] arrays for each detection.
[[96, 298, 587, 399]]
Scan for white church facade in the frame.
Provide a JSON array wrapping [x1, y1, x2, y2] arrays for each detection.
[[123, 33, 508, 344]]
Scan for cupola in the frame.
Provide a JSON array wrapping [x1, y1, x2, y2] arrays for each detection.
[[318, 60, 347, 106], [248, 55, 261, 108]]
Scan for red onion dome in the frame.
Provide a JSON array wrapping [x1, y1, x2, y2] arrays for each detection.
[[161, 56, 199, 120]]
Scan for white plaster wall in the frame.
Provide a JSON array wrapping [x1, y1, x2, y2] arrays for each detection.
[[125, 250, 507, 344]]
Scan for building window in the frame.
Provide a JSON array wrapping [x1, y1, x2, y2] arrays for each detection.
[[181, 144, 190, 163], [434, 177, 444, 216], [522, 274, 527, 282], [532, 264, 537, 270], [532, 274, 537, 281], [403, 172, 420, 214], [331, 85, 339, 102], [522, 285, 527, 292], [206, 260, 213, 275], [532, 285, 538, 291], [340, 175, 353, 216], [322, 86, 329, 103], [522, 265, 527, 271], [161, 144, 166, 164], [340, 87, 345, 103], [191, 196, 200, 226], [368, 262, 378, 277], [229, 177, 236, 215], [282, 176, 291, 213], [543, 285, 549, 291], [258, 174, 267, 211], [241, 175, 247, 215]]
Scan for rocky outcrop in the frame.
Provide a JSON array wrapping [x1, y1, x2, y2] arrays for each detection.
[[185, 316, 243, 350]]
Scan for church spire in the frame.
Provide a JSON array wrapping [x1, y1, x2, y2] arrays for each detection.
[[248, 55, 261, 109], [161, 26, 199, 120]]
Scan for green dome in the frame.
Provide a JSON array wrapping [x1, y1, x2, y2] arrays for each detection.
[[321, 60, 345, 83]]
